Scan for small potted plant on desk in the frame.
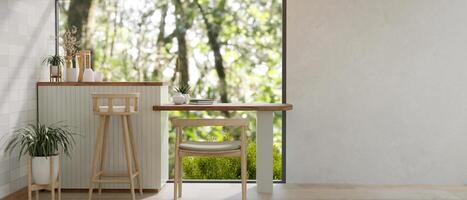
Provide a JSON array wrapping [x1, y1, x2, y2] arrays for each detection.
[[4, 122, 77, 185], [173, 84, 191, 104], [43, 55, 65, 82]]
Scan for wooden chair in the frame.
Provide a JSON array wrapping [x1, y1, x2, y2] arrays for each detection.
[[89, 93, 142, 200], [172, 118, 248, 200]]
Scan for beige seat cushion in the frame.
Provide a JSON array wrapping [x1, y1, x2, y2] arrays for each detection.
[[179, 141, 241, 151], [98, 105, 135, 113]]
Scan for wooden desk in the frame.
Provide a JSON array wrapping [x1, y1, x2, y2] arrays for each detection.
[[153, 103, 293, 193]]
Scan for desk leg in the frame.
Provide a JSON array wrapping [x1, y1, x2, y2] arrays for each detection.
[[256, 111, 273, 193]]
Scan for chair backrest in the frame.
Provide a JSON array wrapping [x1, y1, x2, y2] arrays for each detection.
[[91, 93, 140, 114], [172, 118, 248, 127], [172, 118, 248, 143]]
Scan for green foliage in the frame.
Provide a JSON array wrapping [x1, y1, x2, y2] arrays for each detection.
[[174, 84, 191, 94], [42, 55, 64, 66], [177, 141, 282, 180], [60, 0, 283, 180], [4, 123, 78, 159]]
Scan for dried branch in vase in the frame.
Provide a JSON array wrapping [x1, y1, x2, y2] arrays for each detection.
[[61, 26, 80, 68]]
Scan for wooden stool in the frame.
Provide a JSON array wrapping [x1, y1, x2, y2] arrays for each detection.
[[88, 93, 143, 200], [27, 155, 61, 200]]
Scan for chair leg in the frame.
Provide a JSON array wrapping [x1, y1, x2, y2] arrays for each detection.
[[89, 115, 105, 200], [174, 151, 179, 200], [51, 188, 55, 200], [178, 155, 182, 198], [127, 115, 143, 195], [122, 116, 136, 200], [241, 149, 247, 200], [98, 116, 110, 194]]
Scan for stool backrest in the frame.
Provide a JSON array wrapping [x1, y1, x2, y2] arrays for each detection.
[[92, 93, 140, 114]]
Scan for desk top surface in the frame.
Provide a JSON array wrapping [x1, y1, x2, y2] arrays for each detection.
[[37, 82, 167, 86], [153, 103, 293, 111]]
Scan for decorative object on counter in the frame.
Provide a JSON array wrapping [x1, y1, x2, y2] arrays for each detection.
[[61, 26, 80, 82], [94, 71, 103, 82], [66, 66, 79, 82], [173, 84, 191, 105], [4, 123, 77, 200], [189, 99, 214, 105], [83, 68, 94, 82], [89, 93, 143, 200], [79, 50, 94, 82], [43, 55, 64, 82]]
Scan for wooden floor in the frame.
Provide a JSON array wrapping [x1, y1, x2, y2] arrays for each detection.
[[7, 183, 467, 200]]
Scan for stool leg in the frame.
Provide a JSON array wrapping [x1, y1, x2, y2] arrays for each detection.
[[127, 115, 143, 195], [122, 116, 136, 200], [98, 115, 110, 194], [89, 115, 105, 200]]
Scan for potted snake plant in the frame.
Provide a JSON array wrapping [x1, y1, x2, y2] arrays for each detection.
[[173, 84, 191, 104], [43, 55, 65, 79], [4, 123, 77, 184]]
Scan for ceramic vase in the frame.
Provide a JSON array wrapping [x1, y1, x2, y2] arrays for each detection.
[[83, 68, 94, 82], [94, 71, 103, 82], [66, 68, 78, 82]]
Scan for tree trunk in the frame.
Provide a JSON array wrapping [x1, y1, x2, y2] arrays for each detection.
[[196, 0, 229, 103], [174, 0, 190, 86], [152, 0, 169, 80], [67, 0, 95, 48]]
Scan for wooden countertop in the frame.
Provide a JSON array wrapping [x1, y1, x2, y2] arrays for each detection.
[[153, 103, 293, 111], [37, 82, 168, 86]]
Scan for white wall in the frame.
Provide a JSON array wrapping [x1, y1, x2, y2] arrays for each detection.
[[0, 0, 55, 197], [287, 0, 467, 185]]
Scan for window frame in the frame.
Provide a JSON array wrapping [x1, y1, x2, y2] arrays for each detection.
[[54, 0, 287, 183]]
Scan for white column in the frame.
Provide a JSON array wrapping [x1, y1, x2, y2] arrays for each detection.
[[256, 111, 274, 193]]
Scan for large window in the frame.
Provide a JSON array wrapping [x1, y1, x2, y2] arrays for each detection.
[[58, 0, 283, 181]]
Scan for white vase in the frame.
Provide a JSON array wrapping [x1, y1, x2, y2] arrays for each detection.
[[94, 71, 103, 82], [184, 94, 190, 104], [66, 68, 78, 82], [32, 155, 59, 185], [50, 66, 59, 76], [83, 68, 94, 82], [173, 93, 186, 105]]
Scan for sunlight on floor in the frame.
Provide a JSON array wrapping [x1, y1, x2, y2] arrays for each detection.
[[19, 183, 467, 200]]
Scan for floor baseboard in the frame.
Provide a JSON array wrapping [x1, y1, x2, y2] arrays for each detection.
[[0, 187, 158, 200]]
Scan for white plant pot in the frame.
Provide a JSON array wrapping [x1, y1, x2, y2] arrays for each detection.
[[50, 66, 59, 76], [173, 93, 186, 105], [32, 155, 59, 185], [184, 94, 190, 104], [94, 71, 103, 82], [83, 68, 94, 82], [66, 68, 79, 82]]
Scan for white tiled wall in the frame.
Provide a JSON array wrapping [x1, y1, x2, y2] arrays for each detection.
[[0, 0, 55, 198]]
